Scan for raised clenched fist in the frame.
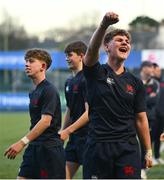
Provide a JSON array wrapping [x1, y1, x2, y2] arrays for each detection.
[[101, 12, 119, 29]]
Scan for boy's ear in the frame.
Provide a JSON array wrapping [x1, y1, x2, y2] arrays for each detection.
[[80, 52, 85, 58], [104, 43, 108, 52], [41, 62, 47, 71]]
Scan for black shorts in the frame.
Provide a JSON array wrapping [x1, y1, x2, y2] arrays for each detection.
[[65, 134, 87, 164], [18, 143, 66, 179], [83, 137, 141, 179]]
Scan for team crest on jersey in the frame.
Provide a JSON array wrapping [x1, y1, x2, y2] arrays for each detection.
[[73, 84, 78, 92], [146, 87, 153, 94], [126, 84, 134, 95], [66, 85, 69, 92], [106, 77, 115, 85], [31, 99, 38, 105]]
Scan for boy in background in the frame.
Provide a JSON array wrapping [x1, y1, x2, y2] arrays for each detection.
[[60, 41, 89, 179]]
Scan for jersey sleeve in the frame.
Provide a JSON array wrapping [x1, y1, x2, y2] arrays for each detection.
[[41, 85, 59, 116], [83, 62, 104, 79], [134, 79, 147, 113]]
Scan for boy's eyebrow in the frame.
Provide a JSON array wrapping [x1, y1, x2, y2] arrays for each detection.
[[25, 57, 36, 61]]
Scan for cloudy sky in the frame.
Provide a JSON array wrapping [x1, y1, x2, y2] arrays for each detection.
[[0, 0, 163, 35]]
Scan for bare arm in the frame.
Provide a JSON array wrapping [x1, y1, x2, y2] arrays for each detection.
[[62, 107, 72, 130], [135, 112, 152, 168], [4, 114, 52, 159], [59, 102, 89, 141], [160, 132, 164, 141], [84, 12, 119, 67], [26, 114, 52, 140]]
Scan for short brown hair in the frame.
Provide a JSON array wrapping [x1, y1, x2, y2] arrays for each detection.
[[140, 61, 153, 71], [64, 41, 87, 55], [25, 48, 52, 69], [103, 29, 131, 45]]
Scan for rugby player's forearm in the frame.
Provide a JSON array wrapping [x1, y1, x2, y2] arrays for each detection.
[[66, 110, 89, 134], [135, 112, 152, 150], [23, 114, 52, 143], [62, 107, 72, 129], [84, 24, 107, 66], [88, 25, 107, 53]]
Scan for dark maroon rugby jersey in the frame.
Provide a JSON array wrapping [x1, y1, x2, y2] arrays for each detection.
[[65, 70, 88, 136], [143, 78, 160, 125], [156, 80, 164, 118], [83, 62, 146, 142], [29, 79, 61, 143]]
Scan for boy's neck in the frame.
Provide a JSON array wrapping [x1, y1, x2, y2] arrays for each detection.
[[108, 60, 125, 75], [32, 75, 46, 86]]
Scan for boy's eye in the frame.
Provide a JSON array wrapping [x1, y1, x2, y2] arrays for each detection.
[[25, 58, 35, 63]]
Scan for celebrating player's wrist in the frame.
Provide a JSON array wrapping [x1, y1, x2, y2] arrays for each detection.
[[145, 149, 152, 160], [20, 136, 30, 146]]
